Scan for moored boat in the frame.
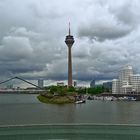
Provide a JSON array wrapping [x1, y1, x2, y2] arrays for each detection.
[[75, 100, 86, 104]]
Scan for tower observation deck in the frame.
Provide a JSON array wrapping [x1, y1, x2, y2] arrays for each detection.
[[65, 23, 75, 87]]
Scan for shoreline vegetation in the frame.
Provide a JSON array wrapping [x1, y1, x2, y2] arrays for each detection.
[[37, 85, 106, 104], [36, 85, 140, 104]]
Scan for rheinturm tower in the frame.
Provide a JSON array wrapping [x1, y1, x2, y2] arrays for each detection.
[[65, 23, 75, 87]]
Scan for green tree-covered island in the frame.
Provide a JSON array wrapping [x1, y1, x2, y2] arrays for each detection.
[[37, 85, 106, 104]]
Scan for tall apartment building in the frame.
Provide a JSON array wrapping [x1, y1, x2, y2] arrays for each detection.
[[38, 79, 44, 88], [90, 79, 95, 87], [112, 79, 119, 94]]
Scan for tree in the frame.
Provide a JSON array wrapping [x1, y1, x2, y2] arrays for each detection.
[[49, 86, 67, 96], [67, 86, 75, 92], [87, 85, 104, 94], [57, 86, 67, 96], [77, 88, 86, 94], [50, 86, 58, 94]]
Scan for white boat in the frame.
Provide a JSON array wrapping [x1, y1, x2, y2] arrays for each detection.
[[119, 96, 136, 101], [75, 100, 86, 104]]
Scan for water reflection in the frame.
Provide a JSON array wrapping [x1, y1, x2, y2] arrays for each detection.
[[112, 101, 140, 124], [0, 94, 140, 125]]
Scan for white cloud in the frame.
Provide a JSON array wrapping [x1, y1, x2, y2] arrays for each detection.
[[0, 36, 33, 61]]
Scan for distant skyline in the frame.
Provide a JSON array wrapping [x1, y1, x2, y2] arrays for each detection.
[[0, 0, 140, 85]]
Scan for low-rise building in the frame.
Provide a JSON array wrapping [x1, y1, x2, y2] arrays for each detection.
[[57, 82, 64, 86]]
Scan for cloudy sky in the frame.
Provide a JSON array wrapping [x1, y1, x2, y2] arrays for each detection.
[[0, 0, 140, 86]]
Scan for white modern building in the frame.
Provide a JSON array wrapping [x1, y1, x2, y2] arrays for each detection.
[[130, 74, 140, 93], [121, 84, 132, 94], [112, 65, 140, 94], [112, 79, 119, 94], [118, 65, 133, 94]]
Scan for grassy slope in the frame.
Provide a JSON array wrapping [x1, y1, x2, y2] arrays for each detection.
[[37, 95, 75, 104]]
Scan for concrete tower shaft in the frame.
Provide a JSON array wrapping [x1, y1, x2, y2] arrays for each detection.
[[65, 23, 75, 87]]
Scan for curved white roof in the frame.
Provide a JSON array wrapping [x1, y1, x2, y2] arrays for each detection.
[[112, 79, 119, 81]]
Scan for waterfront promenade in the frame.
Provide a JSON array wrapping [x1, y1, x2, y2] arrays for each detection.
[[0, 124, 140, 140], [102, 93, 140, 97], [0, 89, 45, 94]]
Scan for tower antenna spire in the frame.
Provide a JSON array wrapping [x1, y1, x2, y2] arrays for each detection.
[[69, 22, 71, 35]]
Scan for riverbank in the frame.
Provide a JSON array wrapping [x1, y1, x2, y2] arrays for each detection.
[[37, 94, 75, 104]]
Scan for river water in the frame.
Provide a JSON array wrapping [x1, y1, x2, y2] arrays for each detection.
[[0, 94, 140, 125]]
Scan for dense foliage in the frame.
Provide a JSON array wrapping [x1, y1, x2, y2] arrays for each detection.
[[87, 85, 104, 94], [76, 85, 104, 94], [44, 85, 105, 95]]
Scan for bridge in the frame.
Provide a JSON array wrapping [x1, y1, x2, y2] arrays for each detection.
[[0, 77, 45, 94]]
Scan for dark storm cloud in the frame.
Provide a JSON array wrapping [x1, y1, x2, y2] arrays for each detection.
[[109, 1, 140, 26], [78, 0, 139, 41], [78, 24, 132, 41]]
